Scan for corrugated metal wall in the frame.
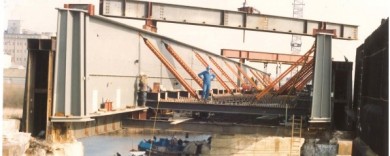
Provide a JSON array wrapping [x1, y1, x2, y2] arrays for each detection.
[[353, 18, 388, 156]]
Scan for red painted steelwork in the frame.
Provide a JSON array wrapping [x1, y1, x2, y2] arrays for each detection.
[[313, 29, 337, 38], [257, 71, 271, 86], [143, 2, 157, 32], [255, 42, 316, 100], [142, 36, 200, 99], [249, 69, 267, 88], [293, 61, 314, 90], [193, 52, 232, 94], [296, 72, 313, 91], [278, 60, 312, 92], [277, 59, 314, 94], [221, 49, 313, 65], [234, 64, 260, 90], [163, 43, 203, 88], [208, 56, 239, 91], [256, 71, 272, 86], [224, 61, 245, 86]]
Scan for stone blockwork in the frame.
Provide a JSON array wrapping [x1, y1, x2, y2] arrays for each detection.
[[208, 135, 304, 156]]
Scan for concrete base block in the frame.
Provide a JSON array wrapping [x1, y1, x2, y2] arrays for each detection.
[[302, 139, 339, 156]]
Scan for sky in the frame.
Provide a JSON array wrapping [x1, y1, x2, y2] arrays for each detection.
[[2, 0, 390, 76]]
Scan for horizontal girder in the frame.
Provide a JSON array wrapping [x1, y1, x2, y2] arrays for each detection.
[[221, 49, 314, 65], [100, 0, 358, 40]]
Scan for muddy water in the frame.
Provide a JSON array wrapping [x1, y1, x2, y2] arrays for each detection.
[[79, 131, 211, 156]]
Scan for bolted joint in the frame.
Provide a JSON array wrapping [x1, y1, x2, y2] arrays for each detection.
[[313, 29, 337, 38], [143, 19, 157, 32]]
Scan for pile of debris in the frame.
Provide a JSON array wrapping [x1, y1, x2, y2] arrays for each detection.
[[25, 138, 83, 156], [2, 119, 31, 156], [2, 119, 84, 156]]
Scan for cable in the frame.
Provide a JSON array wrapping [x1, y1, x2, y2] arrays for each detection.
[[149, 100, 160, 156]]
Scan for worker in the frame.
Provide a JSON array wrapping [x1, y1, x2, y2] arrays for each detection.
[[198, 66, 216, 100], [138, 73, 149, 107]]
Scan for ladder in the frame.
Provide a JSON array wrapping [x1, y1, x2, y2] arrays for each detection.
[[290, 114, 302, 156]]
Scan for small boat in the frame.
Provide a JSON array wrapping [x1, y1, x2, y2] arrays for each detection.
[[114, 150, 146, 156], [129, 150, 146, 156], [138, 136, 211, 156]]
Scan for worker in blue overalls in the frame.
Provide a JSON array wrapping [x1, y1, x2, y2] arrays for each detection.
[[198, 66, 216, 100]]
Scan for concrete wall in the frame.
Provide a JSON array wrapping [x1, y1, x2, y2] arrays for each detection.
[[47, 115, 124, 141], [123, 119, 291, 136], [208, 135, 304, 156]]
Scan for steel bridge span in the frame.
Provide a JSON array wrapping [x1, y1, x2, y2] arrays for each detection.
[[20, 2, 357, 143], [145, 92, 310, 116]]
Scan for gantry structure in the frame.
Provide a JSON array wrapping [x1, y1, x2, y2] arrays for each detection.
[[21, 1, 358, 141]]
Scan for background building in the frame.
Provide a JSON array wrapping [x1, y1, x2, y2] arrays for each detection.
[[7, 20, 22, 34], [3, 20, 53, 67]]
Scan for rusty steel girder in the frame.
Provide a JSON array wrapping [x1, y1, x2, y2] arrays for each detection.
[[163, 43, 203, 88], [253, 70, 272, 88], [277, 59, 314, 95], [221, 49, 314, 65], [208, 56, 239, 91], [254, 71, 269, 86], [250, 69, 267, 88], [234, 63, 260, 90], [279, 65, 313, 94], [255, 42, 316, 100], [296, 72, 314, 91], [260, 72, 272, 86], [294, 62, 314, 90], [193, 51, 232, 94], [224, 61, 245, 87], [142, 36, 200, 99]]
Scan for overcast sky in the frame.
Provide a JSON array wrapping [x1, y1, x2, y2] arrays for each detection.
[[2, 0, 390, 76]]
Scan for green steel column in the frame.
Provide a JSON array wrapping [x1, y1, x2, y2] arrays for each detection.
[[310, 33, 332, 123]]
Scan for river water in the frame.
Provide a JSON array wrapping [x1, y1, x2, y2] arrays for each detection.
[[79, 131, 211, 156]]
